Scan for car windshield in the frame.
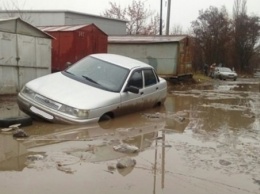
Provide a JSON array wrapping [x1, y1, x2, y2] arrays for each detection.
[[219, 67, 232, 72], [65, 56, 129, 92]]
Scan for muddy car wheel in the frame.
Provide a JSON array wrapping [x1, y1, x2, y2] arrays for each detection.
[[0, 115, 32, 128], [99, 113, 114, 129]]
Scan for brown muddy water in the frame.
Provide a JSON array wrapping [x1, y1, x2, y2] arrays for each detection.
[[0, 78, 260, 194]]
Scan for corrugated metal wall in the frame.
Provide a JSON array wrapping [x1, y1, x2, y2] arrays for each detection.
[[0, 32, 51, 94], [65, 12, 126, 35], [43, 24, 108, 72], [108, 43, 178, 76], [108, 36, 193, 78]]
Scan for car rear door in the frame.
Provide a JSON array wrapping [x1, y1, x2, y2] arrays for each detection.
[[118, 68, 163, 116]]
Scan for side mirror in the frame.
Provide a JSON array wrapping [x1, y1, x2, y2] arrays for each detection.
[[125, 86, 139, 94]]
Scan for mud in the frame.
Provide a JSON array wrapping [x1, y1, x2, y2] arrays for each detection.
[[0, 78, 260, 194]]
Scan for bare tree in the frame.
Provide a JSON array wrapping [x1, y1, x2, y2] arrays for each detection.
[[103, 2, 126, 20], [102, 0, 161, 35], [233, 0, 247, 18], [1, 0, 33, 23], [141, 13, 162, 35], [232, 0, 260, 73], [171, 24, 183, 35], [191, 6, 232, 69]]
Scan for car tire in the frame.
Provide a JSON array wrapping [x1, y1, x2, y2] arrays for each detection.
[[99, 113, 114, 129], [0, 115, 33, 128]]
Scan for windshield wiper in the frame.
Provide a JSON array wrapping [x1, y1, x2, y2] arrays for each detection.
[[82, 75, 99, 85], [65, 70, 75, 76]]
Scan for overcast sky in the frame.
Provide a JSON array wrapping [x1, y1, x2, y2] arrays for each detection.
[[0, 0, 259, 31]]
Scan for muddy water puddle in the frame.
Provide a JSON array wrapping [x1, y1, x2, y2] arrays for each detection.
[[0, 79, 260, 194]]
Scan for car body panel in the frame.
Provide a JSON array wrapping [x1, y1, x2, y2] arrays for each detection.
[[25, 72, 121, 109]]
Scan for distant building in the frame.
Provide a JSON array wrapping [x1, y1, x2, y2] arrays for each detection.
[[0, 10, 127, 35], [108, 35, 192, 78]]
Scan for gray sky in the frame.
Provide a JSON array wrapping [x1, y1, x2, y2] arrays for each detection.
[[0, 0, 259, 31]]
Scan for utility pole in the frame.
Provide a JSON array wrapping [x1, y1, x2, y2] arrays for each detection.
[[160, 0, 163, 35], [166, 0, 171, 35]]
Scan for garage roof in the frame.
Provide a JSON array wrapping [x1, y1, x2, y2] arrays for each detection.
[[38, 24, 89, 32], [108, 35, 188, 44], [0, 17, 53, 39]]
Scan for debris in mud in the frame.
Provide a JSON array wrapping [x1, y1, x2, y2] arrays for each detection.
[[56, 164, 76, 174], [27, 154, 44, 161], [219, 159, 232, 166], [1, 123, 29, 138], [113, 143, 139, 153], [116, 127, 133, 135], [175, 116, 185, 122], [143, 113, 161, 119], [1, 123, 21, 132], [253, 178, 260, 185], [107, 164, 116, 171], [164, 144, 173, 148], [13, 128, 29, 138], [116, 157, 136, 169], [106, 164, 116, 174]]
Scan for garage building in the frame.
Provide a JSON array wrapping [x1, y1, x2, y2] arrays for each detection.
[[39, 24, 108, 72], [0, 17, 52, 94], [108, 35, 192, 78], [0, 10, 127, 35]]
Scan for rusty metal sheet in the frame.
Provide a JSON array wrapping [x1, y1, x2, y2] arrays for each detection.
[[43, 24, 108, 72]]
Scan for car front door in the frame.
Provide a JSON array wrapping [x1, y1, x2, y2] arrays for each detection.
[[118, 69, 144, 115], [141, 68, 161, 108]]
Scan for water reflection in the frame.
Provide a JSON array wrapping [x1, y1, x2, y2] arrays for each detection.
[[0, 95, 25, 118], [0, 135, 27, 171]]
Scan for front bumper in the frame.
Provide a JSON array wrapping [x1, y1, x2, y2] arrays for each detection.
[[221, 75, 237, 80], [17, 93, 99, 124]]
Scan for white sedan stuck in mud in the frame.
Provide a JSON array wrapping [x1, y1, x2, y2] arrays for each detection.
[[18, 54, 167, 124]]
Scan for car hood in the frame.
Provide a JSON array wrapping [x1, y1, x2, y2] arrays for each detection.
[[25, 72, 120, 109]]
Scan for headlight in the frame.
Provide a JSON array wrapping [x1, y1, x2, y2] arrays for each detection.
[[21, 86, 36, 99], [59, 105, 89, 118]]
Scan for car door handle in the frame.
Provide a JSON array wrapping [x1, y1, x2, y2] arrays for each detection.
[[156, 87, 158, 90], [140, 92, 144, 95]]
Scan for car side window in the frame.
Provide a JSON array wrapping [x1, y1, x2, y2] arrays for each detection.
[[144, 69, 157, 87], [128, 70, 143, 88]]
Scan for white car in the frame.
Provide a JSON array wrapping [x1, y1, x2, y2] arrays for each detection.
[[212, 67, 237, 81], [18, 54, 167, 124]]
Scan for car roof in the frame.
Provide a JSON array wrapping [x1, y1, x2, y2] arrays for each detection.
[[90, 53, 152, 70], [219, 67, 231, 70], [216, 67, 231, 70]]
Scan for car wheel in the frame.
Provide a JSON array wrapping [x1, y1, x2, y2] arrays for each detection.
[[0, 115, 32, 128], [98, 113, 114, 129]]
